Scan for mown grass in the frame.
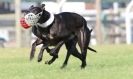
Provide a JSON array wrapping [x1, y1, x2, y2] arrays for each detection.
[[0, 44, 133, 79]]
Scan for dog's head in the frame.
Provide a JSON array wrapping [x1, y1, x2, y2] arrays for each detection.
[[20, 4, 46, 28], [28, 4, 45, 15]]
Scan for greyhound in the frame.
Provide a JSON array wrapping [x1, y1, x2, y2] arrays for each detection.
[[23, 4, 96, 68]]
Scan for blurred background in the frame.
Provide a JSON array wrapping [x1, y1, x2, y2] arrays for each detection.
[[0, 0, 133, 48]]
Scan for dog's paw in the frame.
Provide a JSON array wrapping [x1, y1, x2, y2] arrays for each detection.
[[45, 61, 49, 64], [49, 53, 58, 58], [30, 55, 34, 61], [60, 64, 67, 69], [38, 58, 42, 62], [45, 60, 52, 65]]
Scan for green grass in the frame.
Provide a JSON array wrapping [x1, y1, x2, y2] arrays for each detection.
[[0, 45, 133, 79]]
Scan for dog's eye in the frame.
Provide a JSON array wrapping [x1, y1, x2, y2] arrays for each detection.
[[39, 14, 41, 16]]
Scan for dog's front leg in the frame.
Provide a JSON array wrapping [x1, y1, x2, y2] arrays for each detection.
[[38, 44, 49, 62], [30, 38, 43, 60], [45, 41, 64, 65]]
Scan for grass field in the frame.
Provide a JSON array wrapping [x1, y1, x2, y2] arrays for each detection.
[[0, 44, 133, 79]]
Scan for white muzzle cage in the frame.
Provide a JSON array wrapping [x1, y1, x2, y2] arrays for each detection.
[[24, 12, 42, 26]]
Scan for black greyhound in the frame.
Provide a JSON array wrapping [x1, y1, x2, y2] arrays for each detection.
[[26, 4, 96, 68]]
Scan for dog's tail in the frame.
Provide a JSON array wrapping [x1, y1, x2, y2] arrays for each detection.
[[87, 26, 97, 53], [87, 47, 97, 53]]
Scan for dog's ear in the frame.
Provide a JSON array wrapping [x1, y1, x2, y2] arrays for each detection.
[[31, 5, 34, 8], [41, 4, 45, 10], [29, 5, 34, 10]]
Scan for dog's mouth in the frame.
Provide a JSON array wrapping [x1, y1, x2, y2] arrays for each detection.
[[20, 11, 42, 29]]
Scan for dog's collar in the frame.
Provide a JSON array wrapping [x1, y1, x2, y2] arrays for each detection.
[[37, 13, 54, 28]]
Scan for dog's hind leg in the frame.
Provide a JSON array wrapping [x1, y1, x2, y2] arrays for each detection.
[[30, 38, 43, 60], [76, 26, 90, 69], [60, 41, 71, 68], [61, 45, 82, 69], [61, 37, 82, 69]]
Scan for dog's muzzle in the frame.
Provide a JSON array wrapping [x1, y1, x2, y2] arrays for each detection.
[[24, 13, 41, 26]]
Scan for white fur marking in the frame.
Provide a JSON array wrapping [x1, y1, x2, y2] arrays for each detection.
[[37, 13, 54, 28]]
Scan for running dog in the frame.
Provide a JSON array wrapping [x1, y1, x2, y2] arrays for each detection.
[[21, 4, 96, 68]]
